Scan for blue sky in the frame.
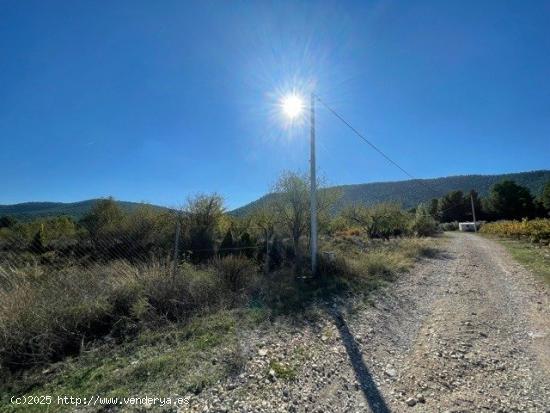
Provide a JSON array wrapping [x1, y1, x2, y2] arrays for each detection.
[[1, 0, 549, 209]]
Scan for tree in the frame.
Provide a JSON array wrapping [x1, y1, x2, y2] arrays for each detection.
[[80, 198, 125, 253], [532, 199, 548, 218], [438, 190, 468, 222], [427, 199, 439, 219], [271, 172, 310, 262], [466, 190, 482, 221], [270, 171, 338, 262], [410, 204, 438, 237], [250, 204, 275, 242], [238, 231, 255, 259], [121, 206, 174, 257], [268, 234, 284, 269], [343, 202, 409, 239], [41, 216, 81, 250], [0, 216, 17, 229], [485, 180, 535, 220], [219, 228, 236, 257], [30, 224, 45, 254], [182, 194, 225, 263], [249, 204, 277, 271]]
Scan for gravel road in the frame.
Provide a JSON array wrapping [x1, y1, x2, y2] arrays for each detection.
[[188, 233, 549, 412]]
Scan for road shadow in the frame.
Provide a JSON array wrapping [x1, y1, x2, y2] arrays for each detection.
[[331, 309, 391, 413], [433, 251, 454, 261]]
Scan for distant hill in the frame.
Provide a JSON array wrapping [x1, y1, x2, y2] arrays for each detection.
[[0, 199, 169, 221], [3, 170, 549, 220], [231, 170, 550, 216]]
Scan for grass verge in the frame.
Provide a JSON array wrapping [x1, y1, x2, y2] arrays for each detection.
[[0, 308, 268, 412], [489, 236, 550, 285]]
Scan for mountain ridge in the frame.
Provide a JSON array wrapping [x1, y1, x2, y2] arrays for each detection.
[[0, 199, 169, 221], [2, 170, 549, 220], [231, 169, 550, 216]]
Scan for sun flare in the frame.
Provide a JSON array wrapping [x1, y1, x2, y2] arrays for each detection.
[[281, 94, 304, 119]]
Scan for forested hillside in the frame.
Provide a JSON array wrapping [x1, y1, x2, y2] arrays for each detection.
[[2, 170, 548, 220], [232, 170, 550, 215], [0, 199, 168, 221]]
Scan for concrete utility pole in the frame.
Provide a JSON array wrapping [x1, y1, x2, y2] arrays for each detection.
[[310, 93, 318, 274], [470, 192, 477, 233]]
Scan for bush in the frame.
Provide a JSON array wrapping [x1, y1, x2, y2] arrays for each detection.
[[439, 221, 459, 231], [317, 253, 350, 278], [327, 215, 351, 235], [410, 214, 438, 237], [0, 260, 226, 370], [212, 255, 258, 294], [480, 218, 550, 243], [351, 252, 403, 279], [144, 262, 223, 322], [343, 203, 410, 239], [0, 216, 82, 253], [119, 206, 175, 258], [0, 265, 117, 369], [182, 194, 226, 263]]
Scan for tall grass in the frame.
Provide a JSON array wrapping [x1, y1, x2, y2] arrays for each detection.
[[0, 260, 227, 370], [0, 236, 439, 375]]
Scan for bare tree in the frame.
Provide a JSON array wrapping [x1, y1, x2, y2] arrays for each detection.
[[271, 172, 309, 261], [181, 193, 225, 262], [271, 171, 340, 263], [343, 202, 408, 239]]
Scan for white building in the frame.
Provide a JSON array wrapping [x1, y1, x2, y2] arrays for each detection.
[[459, 222, 478, 232]]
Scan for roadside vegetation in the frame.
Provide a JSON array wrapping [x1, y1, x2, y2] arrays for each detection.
[[438, 180, 550, 285], [1, 235, 437, 412], [480, 219, 550, 244], [1, 175, 549, 410], [495, 238, 550, 285], [0, 171, 441, 411], [480, 219, 550, 284], [413, 179, 550, 230]]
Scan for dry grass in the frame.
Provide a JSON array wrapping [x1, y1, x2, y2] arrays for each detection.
[[0, 260, 229, 371], [0, 234, 440, 383]]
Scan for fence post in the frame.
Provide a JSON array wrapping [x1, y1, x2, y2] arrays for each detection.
[[172, 220, 181, 277]]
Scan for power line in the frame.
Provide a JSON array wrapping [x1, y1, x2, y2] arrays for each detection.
[[315, 95, 418, 182], [314, 95, 473, 216]]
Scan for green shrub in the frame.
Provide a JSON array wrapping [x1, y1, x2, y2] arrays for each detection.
[[439, 221, 459, 231], [410, 214, 438, 237], [219, 229, 235, 257], [182, 194, 226, 264], [351, 251, 402, 279], [343, 203, 410, 239], [480, 218, 550, 243]]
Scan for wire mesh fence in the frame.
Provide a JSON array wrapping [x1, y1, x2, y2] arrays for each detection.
[[0, 216, 269, 275]]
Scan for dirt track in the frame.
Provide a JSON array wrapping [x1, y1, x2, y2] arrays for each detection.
[[189, 233, 550, 412]]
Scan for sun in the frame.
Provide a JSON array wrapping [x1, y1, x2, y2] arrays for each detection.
[[281, 94, 304, 119]]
